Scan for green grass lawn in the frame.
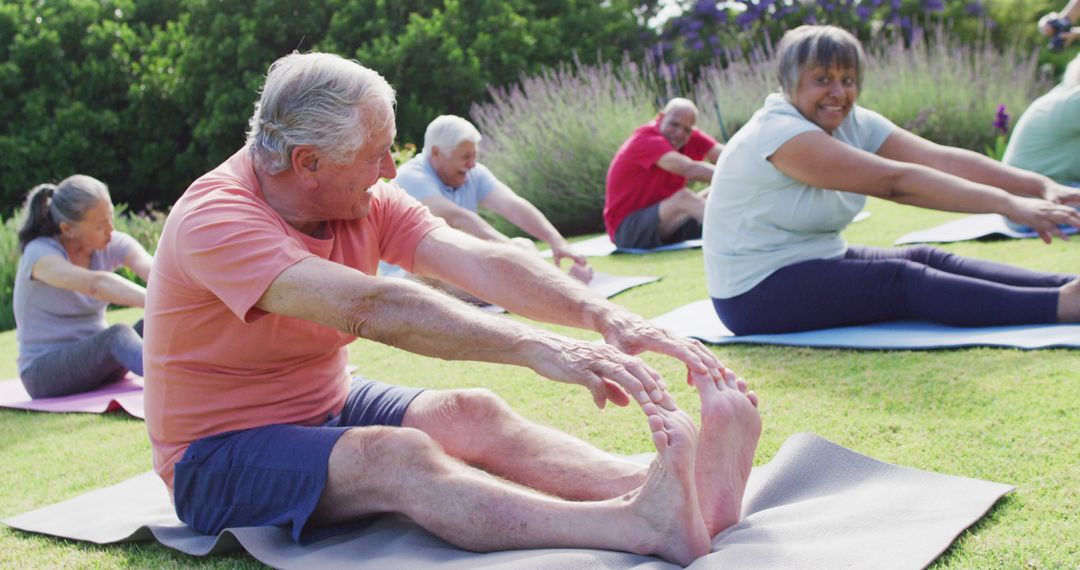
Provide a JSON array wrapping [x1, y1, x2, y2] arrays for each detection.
[[1, 197, 1077, 568]]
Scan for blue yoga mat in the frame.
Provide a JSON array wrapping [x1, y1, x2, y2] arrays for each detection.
[[653, 300, 1080, 350], [895, 213, 1079, 245]]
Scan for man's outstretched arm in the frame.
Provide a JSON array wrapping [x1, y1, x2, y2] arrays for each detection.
[[255, 254, 667, 409], [412, 226, 726, 381], [480, 183, 591, 273]]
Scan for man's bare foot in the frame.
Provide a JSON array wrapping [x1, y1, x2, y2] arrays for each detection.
[[628, 402, 711, 566], [691, 370, 762, 537]]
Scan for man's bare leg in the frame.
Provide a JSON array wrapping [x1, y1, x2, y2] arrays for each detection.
[[657, 187, 707, 239], [690, 370, 762, 537], [403, 389, 647, 500], [310, 404, 710, 565]]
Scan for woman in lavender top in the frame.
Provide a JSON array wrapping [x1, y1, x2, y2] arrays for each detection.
[[13, 175, 153, 398], [703, 25, 1080, 335]]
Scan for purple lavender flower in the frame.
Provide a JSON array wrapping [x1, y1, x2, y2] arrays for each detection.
[[993, 104, 1010, 134], [735, 10, 757, 29], [856, 5, 872, 20], [923, 0, 944, 11], [964, 1, 984, 15]]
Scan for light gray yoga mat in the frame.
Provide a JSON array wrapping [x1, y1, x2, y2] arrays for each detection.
[[653, 299, 1080, 350], [480, 271, 659, 313], [4, 432, 1012, 569], [895, 213, 1078, 245], [539, 234, 702, 258]]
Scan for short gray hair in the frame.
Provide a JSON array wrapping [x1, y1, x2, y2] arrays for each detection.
[[18, 174, 110, 252], [1064, 52, 1080, 87], [246, 52, 396, 175], [775, 25, 865, 100], [663, 97, 699, 117], [423, 115, 481, 154]]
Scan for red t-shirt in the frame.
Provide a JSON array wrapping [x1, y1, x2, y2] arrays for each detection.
[[144, 148, 444, 493], [603, 119, 718, 238]]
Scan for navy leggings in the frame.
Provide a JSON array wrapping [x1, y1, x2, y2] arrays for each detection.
[[20, 320, 144, 399], [712, 246, 1075, 335]]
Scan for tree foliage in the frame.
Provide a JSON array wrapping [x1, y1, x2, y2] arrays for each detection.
[[0, 0, 660, 214]]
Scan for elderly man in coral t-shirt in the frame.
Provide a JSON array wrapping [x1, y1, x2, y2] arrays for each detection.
[[143, 53, 761, 566], [604, 98, 724, 249]]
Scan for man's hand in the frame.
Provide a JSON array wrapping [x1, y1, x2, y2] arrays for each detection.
[[599, 311, 729, 384], [551, 244, 594, 284], [524, 334, 673, 410]]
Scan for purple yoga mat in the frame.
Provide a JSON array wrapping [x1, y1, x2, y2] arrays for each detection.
[[0, 374, 145, 419]]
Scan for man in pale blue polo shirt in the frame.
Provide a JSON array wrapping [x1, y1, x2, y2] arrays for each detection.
[[385, 115, 592, 289]]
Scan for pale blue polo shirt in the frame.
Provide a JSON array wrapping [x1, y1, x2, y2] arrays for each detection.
[[381, 151, 500, 276]]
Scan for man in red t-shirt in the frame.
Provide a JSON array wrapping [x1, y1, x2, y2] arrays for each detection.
[[143, 53, 761, 565], [604, 98, 724, 248]]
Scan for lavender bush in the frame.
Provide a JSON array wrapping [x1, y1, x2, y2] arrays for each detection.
[[473, 28, 1046, 237]]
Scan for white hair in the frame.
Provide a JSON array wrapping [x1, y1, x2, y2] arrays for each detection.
[[1064, 52, 1080, 87], [423, 115, 482, 154], [246, 52, 396, 175], [663, 97, 699, 117]]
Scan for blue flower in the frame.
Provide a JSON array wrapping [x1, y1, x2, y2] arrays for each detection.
[[856, 5, 872, 20]]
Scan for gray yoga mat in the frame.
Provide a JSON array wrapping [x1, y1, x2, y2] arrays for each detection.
[[895, 213, 1078, 245], [4, 432, 1011, 569], [653, 299, 1080, 350]]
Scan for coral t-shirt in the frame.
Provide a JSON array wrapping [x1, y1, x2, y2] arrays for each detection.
[[603, 119, 718, 238], [144, 148, 443, 493]]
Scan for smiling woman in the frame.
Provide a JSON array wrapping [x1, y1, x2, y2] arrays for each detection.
[[702, 24, 1080, 336], [12, 174, 153, 398]]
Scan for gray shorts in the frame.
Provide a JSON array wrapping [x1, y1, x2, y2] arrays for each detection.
[[613, 203, 702, 250]]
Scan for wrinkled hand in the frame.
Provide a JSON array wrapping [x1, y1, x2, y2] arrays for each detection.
[[600, 313, 730, 384], [1007, 197, 1080, 243], [527, 335, 673, 410], [552, 245, 593, 282]]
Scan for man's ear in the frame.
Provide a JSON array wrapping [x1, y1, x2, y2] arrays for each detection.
[[291, 146, 320, 187]]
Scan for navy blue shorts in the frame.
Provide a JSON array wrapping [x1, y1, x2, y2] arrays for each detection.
[[172, 377, 424, 542]]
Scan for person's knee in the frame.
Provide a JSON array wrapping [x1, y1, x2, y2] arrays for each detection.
[[441, 388, 512, 427], [903, 245, 944, 264], [105, 323, 141, 344], [337, 425, 446, 474]]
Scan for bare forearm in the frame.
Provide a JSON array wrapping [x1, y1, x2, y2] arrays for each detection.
[[685, 162, 715, 183], [888, 164, 1017, 214], [499, 201, 567, 250], [88, 273, 147, 308], [444, 209, 511, 243], [349, 276, 558, 367], [431, 241, 612, 330], [930, 147, 1049, 198]]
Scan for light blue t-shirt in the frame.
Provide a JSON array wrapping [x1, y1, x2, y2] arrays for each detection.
[[381, 151, 500, 276], [13, 232, 137, 373], [703, 93, 895, 298], [1002, 83, 1080, 184], [393, 151, 499, 211]]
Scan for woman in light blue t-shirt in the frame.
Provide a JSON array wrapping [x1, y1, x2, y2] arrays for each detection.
[[704, 25, 1080, 335], [13, 175, 153, 398]]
